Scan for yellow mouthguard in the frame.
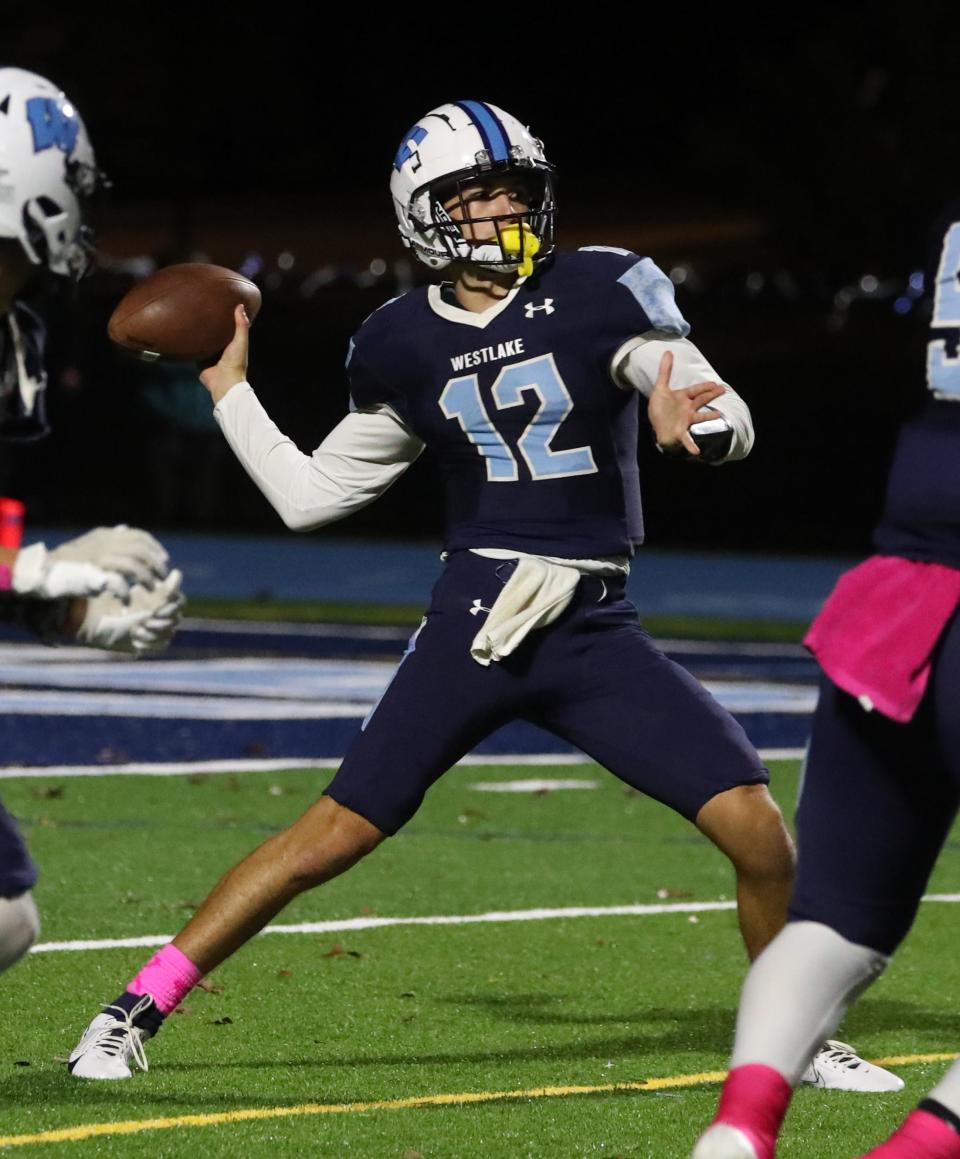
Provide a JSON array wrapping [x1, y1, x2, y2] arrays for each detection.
[[499, 224, 540, 278]]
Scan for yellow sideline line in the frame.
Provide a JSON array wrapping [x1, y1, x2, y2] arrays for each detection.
[[1, 1055, 956, 1148]]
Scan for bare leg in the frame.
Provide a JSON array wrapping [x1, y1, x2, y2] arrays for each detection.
[[695, 784, 796, 961], [174, 796, 385, 973]]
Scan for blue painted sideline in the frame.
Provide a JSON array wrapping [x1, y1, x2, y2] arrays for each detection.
[[30, 530, 858, 622]]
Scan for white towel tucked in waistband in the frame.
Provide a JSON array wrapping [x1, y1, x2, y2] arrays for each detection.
[[469, 556, 581, 667]]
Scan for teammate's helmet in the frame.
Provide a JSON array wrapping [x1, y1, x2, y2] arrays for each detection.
[[390, 100, 555, 274], [0, 68, 106, 280]]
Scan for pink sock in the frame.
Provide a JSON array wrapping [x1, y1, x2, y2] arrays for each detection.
[[128, 944, 203, 1014], [863, 1110, 960, 1158], [711, 1064, 793, 1159]]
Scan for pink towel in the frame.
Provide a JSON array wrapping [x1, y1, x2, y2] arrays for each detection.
[[804, 555, 960, 722]]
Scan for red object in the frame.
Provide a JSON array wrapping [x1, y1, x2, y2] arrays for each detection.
[[804, 554, 960, 722], [0, 497, 25, 550], [707, 1063, 793, 1159], [861, 1109, 960, 1157]]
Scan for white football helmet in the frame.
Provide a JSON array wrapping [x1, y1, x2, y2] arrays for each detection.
[[0, 68, 106, 280], [390, 100, 556, 274]]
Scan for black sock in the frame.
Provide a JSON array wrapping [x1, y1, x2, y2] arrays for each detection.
[[102, 990, 167, 1037], [919, 1099, 960, 1136]]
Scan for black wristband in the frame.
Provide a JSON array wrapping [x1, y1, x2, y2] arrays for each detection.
[[919, 1099, 960, 1135]]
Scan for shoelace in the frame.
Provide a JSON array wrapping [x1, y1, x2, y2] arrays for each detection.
[[819, 1039, 861, 1068], [85, 994, 153, 1072]]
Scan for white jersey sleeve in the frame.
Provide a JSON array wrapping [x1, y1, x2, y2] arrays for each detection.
[[611, 333, 755, 462], [214, 382, 425, 531]]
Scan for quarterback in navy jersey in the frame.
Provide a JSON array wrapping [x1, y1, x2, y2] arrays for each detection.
[[70, 100, 881, 1089], [0, 69, 184, 979], [694, 212, 960, 1159]]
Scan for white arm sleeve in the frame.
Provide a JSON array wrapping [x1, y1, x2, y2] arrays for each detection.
[[214, 382, 424, 531], [611, 333, 755, 462]]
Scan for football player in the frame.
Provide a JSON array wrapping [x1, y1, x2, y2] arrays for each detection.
[[692, 208, 960, 1159], [67, 101, 887, 1092], [0, 67, 184, 976]]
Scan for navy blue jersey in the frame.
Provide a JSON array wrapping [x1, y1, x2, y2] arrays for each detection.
[[874, 212, 960, 566], [873, 400, 960, 566], [347, 248, 689, 558], [0, 302, 48, 442]]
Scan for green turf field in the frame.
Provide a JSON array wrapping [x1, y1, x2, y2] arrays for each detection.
[[186, 596, 808, 643], [0, 760, 957, 1156]]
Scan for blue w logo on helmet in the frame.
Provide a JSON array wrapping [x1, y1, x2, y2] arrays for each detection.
[[394, 125, 428, 172], [25, 97, 80, 155]]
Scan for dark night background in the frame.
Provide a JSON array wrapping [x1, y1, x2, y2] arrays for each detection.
[[3, 8, 959, 556]]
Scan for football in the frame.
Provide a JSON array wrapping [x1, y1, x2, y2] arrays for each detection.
[[107, 263, 262, 362]]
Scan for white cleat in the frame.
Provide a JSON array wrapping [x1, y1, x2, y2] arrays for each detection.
[[692, 1123, 761, 1159], [68, 995, 153, 1080], [801, 1040, 904, 1092]]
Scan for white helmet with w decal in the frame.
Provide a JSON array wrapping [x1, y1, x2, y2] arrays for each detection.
[[0, 68, 107, 280], [390, 100, 556, 273]]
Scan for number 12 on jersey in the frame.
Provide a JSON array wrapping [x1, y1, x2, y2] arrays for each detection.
[[440, 353, 598, 481]]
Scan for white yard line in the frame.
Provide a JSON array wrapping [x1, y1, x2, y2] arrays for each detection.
[[469, 779, 600, 792], [31, 894, 960, 955], [0, 749, 806, 779]]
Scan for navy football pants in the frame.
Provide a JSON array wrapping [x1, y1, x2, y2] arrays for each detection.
[[325, 551, 768, 834], [790, 608, 960, 955], [0, 800, 37, 898]]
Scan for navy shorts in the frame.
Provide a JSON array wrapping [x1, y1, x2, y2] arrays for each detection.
[[325, 551, 768, 834], [789, 608, 960, 955], [0, 799, 37, 898]]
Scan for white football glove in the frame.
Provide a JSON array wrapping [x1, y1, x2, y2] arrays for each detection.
[[11, 526, 172, 602], [11, 542, 128, 601], [49, 525, 170, 589], [76, 569, 185, 655]]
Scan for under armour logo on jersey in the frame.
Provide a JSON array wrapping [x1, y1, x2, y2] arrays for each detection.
[[524, 298, 555, 318], [469, 598, 492, 616]]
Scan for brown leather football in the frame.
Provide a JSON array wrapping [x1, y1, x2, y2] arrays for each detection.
[[107, 263, 262, 361]]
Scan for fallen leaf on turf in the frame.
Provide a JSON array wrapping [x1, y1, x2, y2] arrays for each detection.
[[197, 978, 224, 995], [400, 991, 416, 998], [14, 1060, 30, 1067], [322, 944, 344, 958], [31, 786, 63, 800], [212, 1017, 233, 1026], [277, 969, 294, 978]]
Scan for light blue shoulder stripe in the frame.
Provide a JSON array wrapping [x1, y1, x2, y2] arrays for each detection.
[[616, 257, 690, 336]]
